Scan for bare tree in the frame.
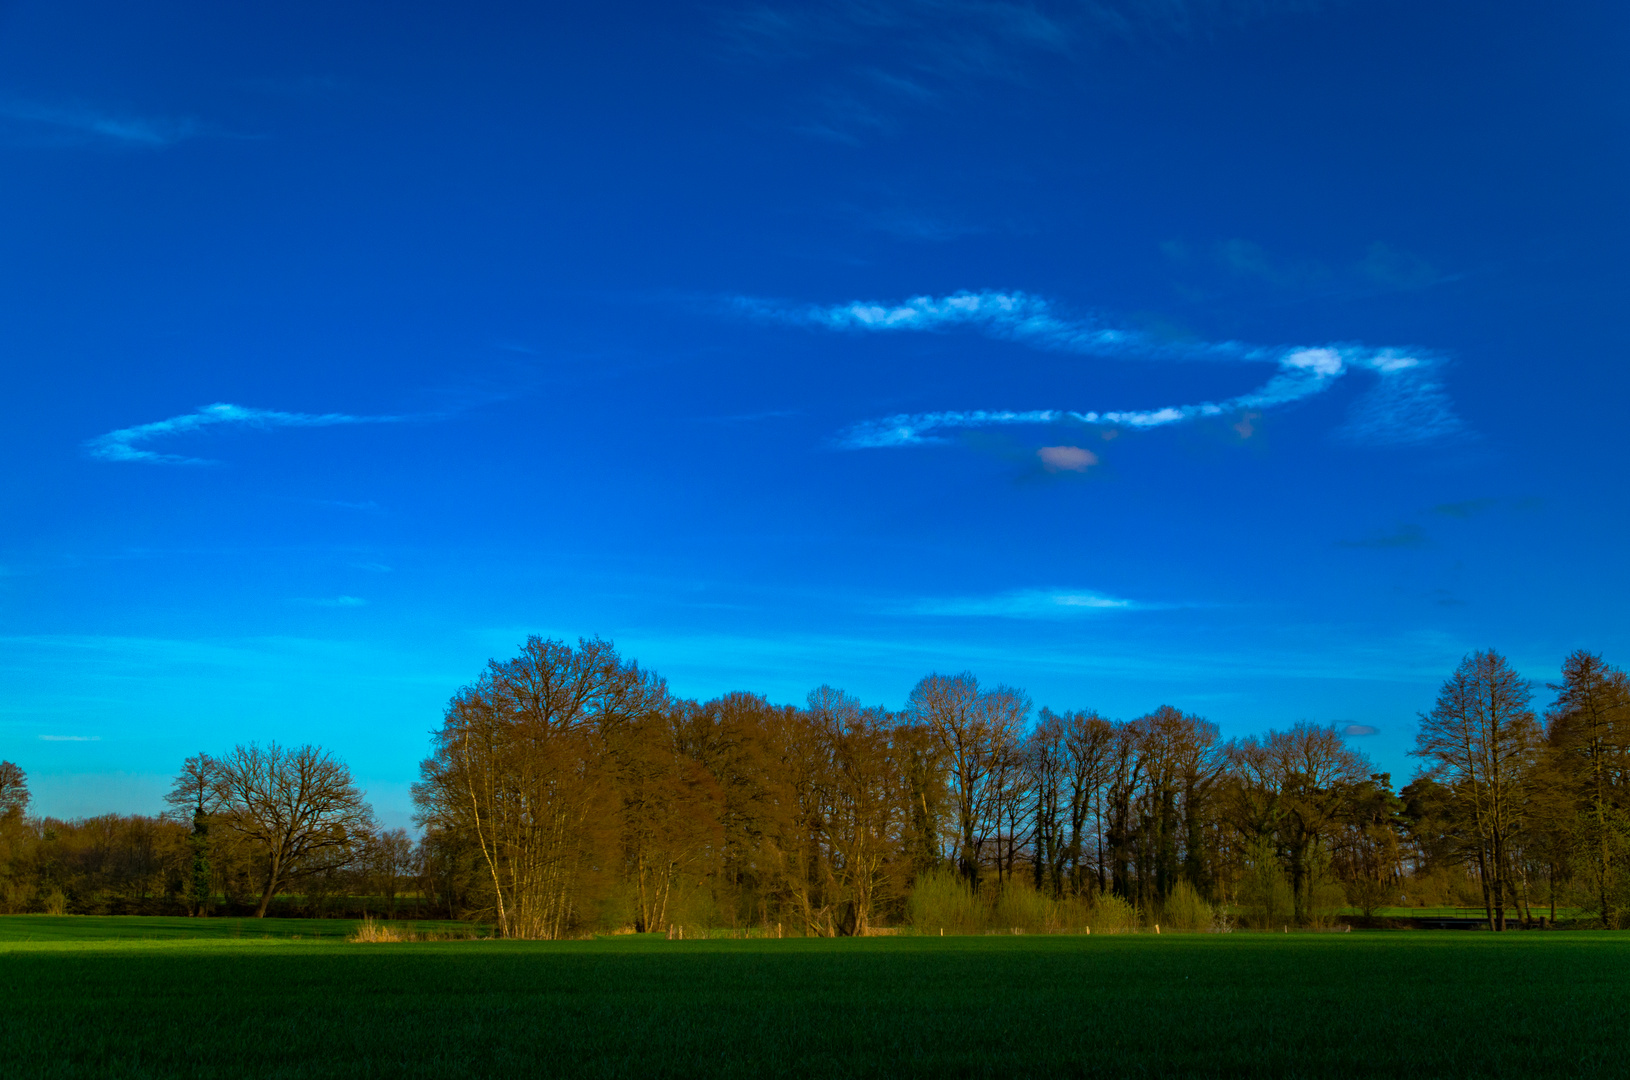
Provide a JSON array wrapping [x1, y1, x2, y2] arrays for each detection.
[[414, 636, 665, 938], [808, 686, 906, 935], [163, 753, 221, 916], [210, 742, 376, 918], [1547, 651, 1630, 925], [1026, 712, 1068, 893], [907, 672, 1029, 887], [1268, 722, 1369, 923], [0, 761, 27, 820], [611, 705, 722, 934], [370, 827, 420, 919], [1414, 650, 1539, 930], [164, 753, 219, 818], [1059, 710, 1114, 894], [1104, 719, 1145, 900]]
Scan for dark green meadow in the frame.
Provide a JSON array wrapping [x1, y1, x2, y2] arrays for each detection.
[[2, 921, 1627, 1079]]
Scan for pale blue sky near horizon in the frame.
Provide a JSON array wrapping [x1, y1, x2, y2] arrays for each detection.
[[3, 0, 1627, 827]]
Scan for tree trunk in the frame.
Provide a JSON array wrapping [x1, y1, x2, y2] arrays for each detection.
[[254, 863, 280, 918], [1476, 845, 1494, 931], [1491, 837, 1506, 932]]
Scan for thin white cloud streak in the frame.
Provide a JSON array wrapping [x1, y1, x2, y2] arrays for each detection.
[[906, 587, 1160, 618], [86, 403, 407, 465], [39, 735, 101, 742], [737, 290, 1462, 447], [0, 101, 200, 147]]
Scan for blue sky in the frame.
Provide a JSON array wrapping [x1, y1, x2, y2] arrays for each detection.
[[3, 0, 1626, 826]]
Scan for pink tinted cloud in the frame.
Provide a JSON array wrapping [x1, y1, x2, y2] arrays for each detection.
[[1038, 445, 1097, 472]]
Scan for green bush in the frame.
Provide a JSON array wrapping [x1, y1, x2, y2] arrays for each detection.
[[1237, 839, 1294, 930], [1310, 878, 1347, 928], [992, 879, 1051, 933], [1050, 891, 1094, 932], [1087, 892, 1140, 934], [907, 868, 983, 935], [666, 879, 721, 934], [1161, 880, 1214, 931]]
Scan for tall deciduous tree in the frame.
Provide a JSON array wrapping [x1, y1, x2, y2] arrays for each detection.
[[907, 672, 1029, 888], [414, 636, 665, 938], [1414, 650, 1539, 930], [808, 685, 906, 935], [611, 704, 723, 934], [1547, 651, 1630, 925], [164, 753, 218, 915], [206, 743, 375, 918], [0, 761, 27, 820], [1268, 722, 1368, 923], [1057, 709, 1114, 895]]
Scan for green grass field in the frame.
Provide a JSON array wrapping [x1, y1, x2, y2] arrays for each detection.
[[2, 918, 1627, 1078]]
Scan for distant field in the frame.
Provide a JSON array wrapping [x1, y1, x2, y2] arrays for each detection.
[[1341, 906, 1588, 920], [2, 921, 1627, 1078], [0, 915, 481, 943]]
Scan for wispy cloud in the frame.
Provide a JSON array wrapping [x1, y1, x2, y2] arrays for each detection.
[[1358, 242, 1450, 292], [1342, 724, 1379, 737], [1078, 0, 1339, 41], [39, 734, 101, 742], [296, 596, 368, 608], [721, 1, 1072, 142], [1338, 524, 1428, 550], [859, 208, 992, 242], [1164, 237, 1460, 301], [1433, 498, 1498, 519], [1215, 238, 1330, 290], [725, 1, 1071, 76], [313, 499, 382, 512], [0, 100, 201, 147], [86, 403, 408, 465], [738, 290, 1463, 448], [906, 587, 1157, 618], [695, 409, 801, 424], [722, 1, 1340, 142]]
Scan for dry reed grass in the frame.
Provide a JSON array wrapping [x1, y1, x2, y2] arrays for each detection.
[[349, 918, 484, 943]]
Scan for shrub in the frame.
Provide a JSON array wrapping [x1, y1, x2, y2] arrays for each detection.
[[1161, 880, 1214, 932], [1346, 876, 1395, 917], [1087, 892, 1140, 934], [666, 879, 721, 934], [1050, 891, 1094, 932], [992, 878, 1051, 934], [907, 868, 983, 935], [1237, 839, 1294, 929], [1310, 878, 1348, 928]]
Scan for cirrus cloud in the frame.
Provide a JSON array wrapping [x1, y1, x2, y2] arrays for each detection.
[[0, 99, 202, 147], [86, 403, 409, 465], [905, 587, 1162, 619], [736, 290, 1464, 449]]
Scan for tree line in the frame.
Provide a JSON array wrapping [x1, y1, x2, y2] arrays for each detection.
[[0, 637, 1625, 935]]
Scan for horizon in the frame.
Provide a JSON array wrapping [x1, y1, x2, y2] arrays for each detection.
[[4, 0, 1628, 829]]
